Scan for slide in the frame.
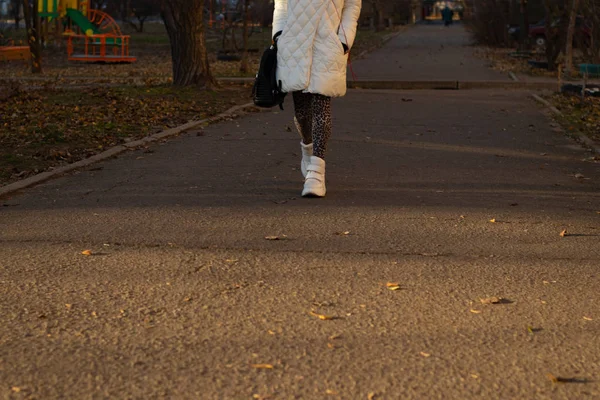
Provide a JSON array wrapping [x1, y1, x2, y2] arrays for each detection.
[[66, 8, 98, 37], [66, 8, 122, 45]]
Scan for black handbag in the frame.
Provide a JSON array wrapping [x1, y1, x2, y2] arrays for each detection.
[[252, 41, 286, 110]]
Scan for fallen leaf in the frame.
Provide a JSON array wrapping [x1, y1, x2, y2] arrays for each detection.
[[309, 311, 335, 320], [489, 218, 496, 223], [560, 229, 568, 237], [368, 393, 376, 400], [325, 389, 338, 395], [81, 249, 92, 256], [420, 351, 431, 358], [471, 374, 479, 379], [470, 309, 482, 314], [91, 311, 98, 318], [480, 296, 503, 305], [65, 304, 72, 309], [268, 330, 276, 335], [11, 387, 21, 393], [327, 342, 335, 349], [265, 235, 287, 240], [574, 173, 585, 179], [583, 316, 593, 321], [386, 282, 401, 290], [251, 364, 274, 369], [335, 231, 351, 236]]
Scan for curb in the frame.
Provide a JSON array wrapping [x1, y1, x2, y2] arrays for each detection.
[[530, 93, 600, 154], [346, 80, 558, 90], [0, 102, 258, 198]]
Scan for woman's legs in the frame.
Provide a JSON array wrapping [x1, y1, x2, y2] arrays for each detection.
[[309, 94, 332, 159], [293, 92, 332, 160], [293, 92, 313, 145]]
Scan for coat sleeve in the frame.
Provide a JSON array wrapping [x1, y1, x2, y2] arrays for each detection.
[[337, 0, 361, 49], [272, 0, 288, 39]]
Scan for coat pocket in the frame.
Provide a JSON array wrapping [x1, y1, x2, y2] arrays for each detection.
[[328, 33, 345, 55]]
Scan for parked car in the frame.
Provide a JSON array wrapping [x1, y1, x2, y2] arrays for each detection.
[[528, 16, 591, 47], [507, 19, 545, 42]]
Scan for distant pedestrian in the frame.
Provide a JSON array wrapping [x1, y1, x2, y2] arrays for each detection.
[[442, 6, 453, 27], [272, 0, 361, 197]]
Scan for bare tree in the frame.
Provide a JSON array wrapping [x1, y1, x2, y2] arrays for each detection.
[[161, 0, 215, 86], [22, 0, 41, 73], [543, 0, 569, 70], [239, 0, 250, 73], [584, 0, 600, 63], [127, 0, 160, 32], [564, 0, 580, 74], [10, 0, 21, 29]]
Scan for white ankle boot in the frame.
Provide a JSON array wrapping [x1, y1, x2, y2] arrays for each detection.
[[300, 142, 313, 178], [302, 156, 326, 197]]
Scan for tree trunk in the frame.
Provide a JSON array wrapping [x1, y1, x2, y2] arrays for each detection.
[[543, 0, 568, 71], [161, 0, 215, 87], [239, 0, 250, 73], [518, 0, 530, 51], [22, 0, 42, 74], [564, 0, 580, 74], [12, 0, 21, 30], [377, 8, 385, 31]]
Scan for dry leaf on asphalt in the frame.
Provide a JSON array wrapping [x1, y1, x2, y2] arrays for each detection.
[[470, 309, 482, 314], [583, 316, 593, 321], [546, 373, 586, 384], [560, 229, 568, 237], [368, 393, 376, 400], [335, 231, 351, 236], [11, 387, 21, 393], [489, 218, 497, 223], [325, 389, 338, 395], [386, 282, 401, 291], [309, 311, 335, 320], [251, 364, 274, 369], [479, 296, 503, 305], [574, 173, 585, 179], [265, 235, 287, 240], [81, 249, 92, 256], [420, 352, 431, 358]]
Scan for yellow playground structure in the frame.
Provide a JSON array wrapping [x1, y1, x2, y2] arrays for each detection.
[[37, 0, 136, 63]]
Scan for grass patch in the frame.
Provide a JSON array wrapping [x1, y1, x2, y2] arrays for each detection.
[[0, 84, 251, 186], [548, 93, 600, 144]]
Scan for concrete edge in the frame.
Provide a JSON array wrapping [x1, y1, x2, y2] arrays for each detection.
[[0, 102, 258, 198], [530, 93, 600, 154], [345, 81, 559, 90]]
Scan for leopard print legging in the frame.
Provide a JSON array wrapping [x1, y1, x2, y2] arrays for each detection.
[[293, 92, 332, 159]]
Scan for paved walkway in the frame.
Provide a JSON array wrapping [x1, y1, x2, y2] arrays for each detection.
[[1, 25, 599, 399], [351, 24, 511, 81]]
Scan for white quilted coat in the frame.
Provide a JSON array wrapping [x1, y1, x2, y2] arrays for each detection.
[[272, 0, 361, 97]]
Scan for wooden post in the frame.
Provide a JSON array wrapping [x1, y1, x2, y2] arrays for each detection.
[[558, 64, 562, 93]]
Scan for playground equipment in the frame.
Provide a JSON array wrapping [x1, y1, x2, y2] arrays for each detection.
[[38, 0, 136, 63], [0, 45, 31, 62], [0, 38, 31, 62]]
